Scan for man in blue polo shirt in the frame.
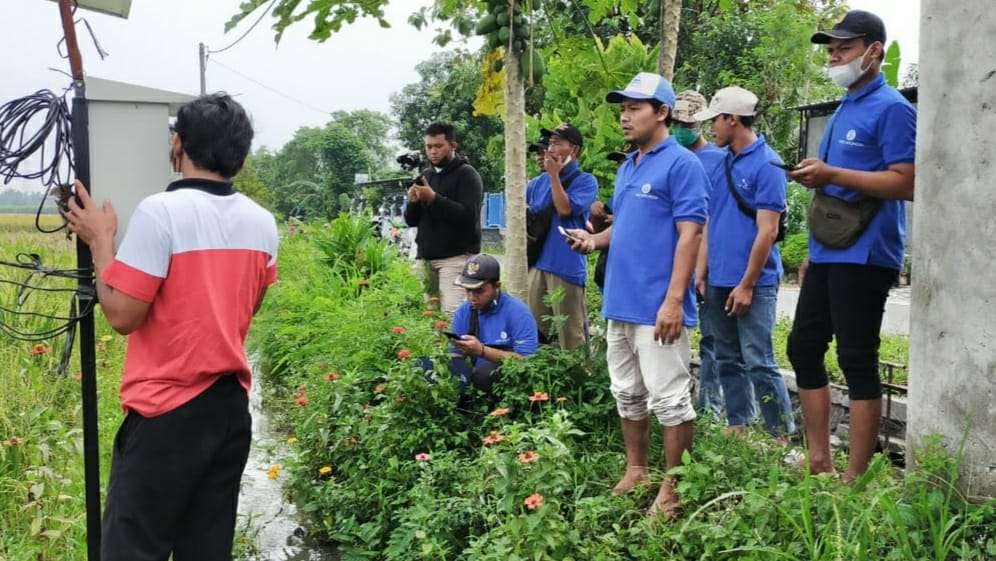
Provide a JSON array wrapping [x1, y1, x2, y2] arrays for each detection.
[[673, 89, 727, 419], [449, 254, 539, 391], [693, 86, 796, 439], [567, 72, 709, 517], [526, 123, 598, 349], [787, 10, 916, 481]]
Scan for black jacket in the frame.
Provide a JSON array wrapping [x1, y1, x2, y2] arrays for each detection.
[[404, 155, 483, 260]]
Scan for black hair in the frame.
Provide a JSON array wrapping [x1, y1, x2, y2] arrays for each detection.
[[173, 93, 253, 179], [425, 122, 457, 143], [738, 114, 756, 128], [648, 99, 674, 127]]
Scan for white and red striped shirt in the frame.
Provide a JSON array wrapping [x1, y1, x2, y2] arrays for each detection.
[[102, 178, 278, 417]]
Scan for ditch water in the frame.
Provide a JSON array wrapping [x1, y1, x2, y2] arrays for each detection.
[[237, 368, 340, 561]]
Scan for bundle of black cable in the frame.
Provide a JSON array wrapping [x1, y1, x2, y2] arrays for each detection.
[[0, 89, 74, 233]]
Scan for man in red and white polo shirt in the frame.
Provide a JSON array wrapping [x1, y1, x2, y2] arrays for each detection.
[[66, 93, 278, 560]]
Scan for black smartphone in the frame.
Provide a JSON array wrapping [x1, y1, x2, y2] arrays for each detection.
[[441, 331, 463, 340], [769, 160, 798, 172]]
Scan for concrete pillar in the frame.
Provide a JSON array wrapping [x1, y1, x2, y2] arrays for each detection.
[[907, 0, 996, 499]]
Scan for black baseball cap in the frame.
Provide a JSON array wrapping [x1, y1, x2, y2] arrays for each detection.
[[540, 122, 583, 148], [528, 131, 551, 153], [811, 10, 886, 45], [454, 254, 501, 289]]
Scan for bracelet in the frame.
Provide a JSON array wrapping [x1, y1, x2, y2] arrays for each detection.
[[478, 342, 486, 358]]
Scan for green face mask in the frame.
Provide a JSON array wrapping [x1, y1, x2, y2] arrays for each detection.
[[672, 126, 700, 148]]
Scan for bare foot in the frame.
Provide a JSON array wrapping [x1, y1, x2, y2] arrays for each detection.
[[647, 477, 680, 519], [611, 466, 649, 495]]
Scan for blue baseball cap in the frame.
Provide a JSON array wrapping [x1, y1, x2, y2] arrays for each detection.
[[606, 72, 677, 107]]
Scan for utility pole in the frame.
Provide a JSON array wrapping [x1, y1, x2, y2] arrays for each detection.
[[199, 42, 207, 95]]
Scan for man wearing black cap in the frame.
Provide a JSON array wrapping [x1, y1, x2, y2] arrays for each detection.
[[447, 254, 539, 392], [786, 10, 916, 482], [528, 131, 551, 170], [525, 123, 597, 349]]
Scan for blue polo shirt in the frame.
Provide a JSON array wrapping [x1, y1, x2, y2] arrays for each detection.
[[451, 293, 539, 365], [810, 74, 917, 270], [526, 161, 598, 286], [603, 136, 710, 327], [703, 136, 786, 288]]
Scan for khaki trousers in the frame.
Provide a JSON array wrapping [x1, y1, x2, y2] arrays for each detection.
[[527, 268, 588, 349]]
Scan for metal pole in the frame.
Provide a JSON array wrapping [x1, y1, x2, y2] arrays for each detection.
[[58, 1, 100, 559], [199, 42, 207, 95]]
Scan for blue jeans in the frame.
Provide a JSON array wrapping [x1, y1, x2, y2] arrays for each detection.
[[706, 284, 796, 436], [696, 300, 724, 418]]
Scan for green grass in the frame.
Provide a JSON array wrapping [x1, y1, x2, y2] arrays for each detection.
[[0, 215, 125, 560]]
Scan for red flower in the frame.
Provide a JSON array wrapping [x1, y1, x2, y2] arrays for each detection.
[[324, 371, 340, 382], [391, 326, 406, 334], [31, 343, 49, 356], [415, 453, 431, 462], [397, 349, 412, 360], [482, 431, 505, 445], [518, 450, 540, 464], [434, 320, 449, 330], [294, 391, 309, 407], [524, 493, 544, 510], [489, 407, 510, 417], [528, 391, 550, 403]]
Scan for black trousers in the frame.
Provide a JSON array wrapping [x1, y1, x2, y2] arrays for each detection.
[[101, 375, 252, 561], [787, 263, 897, 400]]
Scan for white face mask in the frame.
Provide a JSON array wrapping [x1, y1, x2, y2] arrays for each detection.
[[826, 44, 876, 88]]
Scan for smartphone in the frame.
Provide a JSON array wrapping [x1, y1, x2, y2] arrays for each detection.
[[441, 331, 463, 340], [557, 225, 581, 242], [769, 160, 798, 172]]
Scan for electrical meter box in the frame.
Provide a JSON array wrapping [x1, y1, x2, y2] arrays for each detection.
[[84, 76, 196, 244]]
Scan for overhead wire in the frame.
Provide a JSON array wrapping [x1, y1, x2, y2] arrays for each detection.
[[209, 57, 333, 117], [207, 0, 281, 54]]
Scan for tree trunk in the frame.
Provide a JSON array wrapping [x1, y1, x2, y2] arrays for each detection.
[[658, 0, 682, 80], [502, 46, 528, 300]]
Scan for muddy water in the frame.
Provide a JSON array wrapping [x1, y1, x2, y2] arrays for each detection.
[[237, 371, 339, 561]]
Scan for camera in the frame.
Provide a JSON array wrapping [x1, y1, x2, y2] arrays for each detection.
[[396, 152, 425, 172]]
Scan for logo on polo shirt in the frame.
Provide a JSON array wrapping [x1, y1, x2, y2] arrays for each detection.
[[839, 128, 866, 148], [500, 331, 508, 340], [636, 182, 659, 201]]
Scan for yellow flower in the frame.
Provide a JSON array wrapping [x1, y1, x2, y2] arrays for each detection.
[[318, 465, 333, 476], [100, 335, 113, 343], [287, 437, 298, 445], [267, 464, 281, 480]]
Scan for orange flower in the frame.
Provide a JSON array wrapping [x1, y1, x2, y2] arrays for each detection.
[[528, 391, 549, 403], [518, 450, 540, 464], [267, 464, 281, 480], [391, 326, 406, 334], [72, 372, 82, 382], [345, 436, 360, 446], [325, 371, 340, 382], [434, 320, 448, 330], [31, 343, 49, 356], [422, 310, 435, 317], [415, 453, 431, 462], [397, 349, 412, 360], [482, 431, 505, 445], [489, 407, 510, 417], [3, 437, 25, 446], [524, 493, 544, 510], [294, 391, 309, 407], [395, 394, 407, 403], [358, 279, 370, 287], [374, 383, 387, 394], [556, 396, 567, 403]]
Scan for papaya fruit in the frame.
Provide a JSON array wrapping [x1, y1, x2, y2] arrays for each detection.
[[475, 14, 498, 35], [498, 26, 511, 43]]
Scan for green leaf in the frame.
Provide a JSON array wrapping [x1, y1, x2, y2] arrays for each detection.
[[882, 40, 902, 87]]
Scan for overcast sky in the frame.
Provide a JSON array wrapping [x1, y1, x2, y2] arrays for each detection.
[[2, 0, 919, 189]]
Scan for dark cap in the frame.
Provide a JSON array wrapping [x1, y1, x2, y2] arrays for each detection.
[[811, 10, 886, 45], [454, 254, 501, 289], [540, 122, 583, 148], [528, 131, 551, 154]]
